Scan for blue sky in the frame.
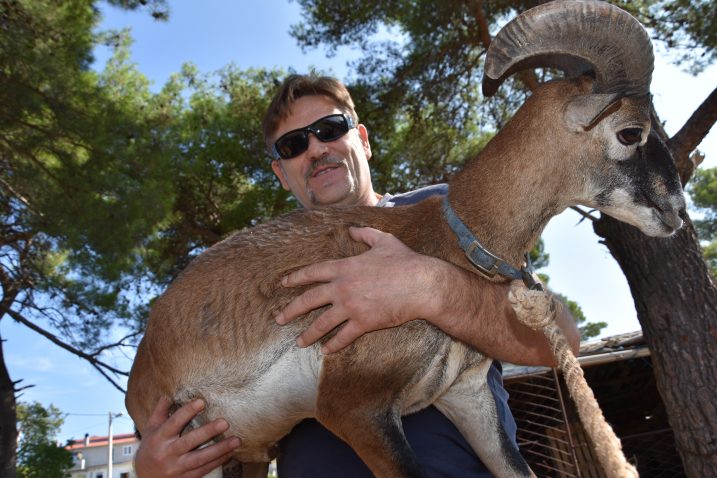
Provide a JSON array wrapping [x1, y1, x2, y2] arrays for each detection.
[[3, 0, 716, 444]]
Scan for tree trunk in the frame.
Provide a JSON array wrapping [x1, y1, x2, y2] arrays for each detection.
[[594, 212, 717, 477], [0, 326, 18, 478]]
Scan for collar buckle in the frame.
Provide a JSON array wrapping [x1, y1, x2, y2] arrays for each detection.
[[465, 240, 501, 278]]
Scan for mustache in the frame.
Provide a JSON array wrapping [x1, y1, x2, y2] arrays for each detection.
[[306, 157, 345, 180]]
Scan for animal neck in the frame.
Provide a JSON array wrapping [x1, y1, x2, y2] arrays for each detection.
[[446, 140, 568, 268]]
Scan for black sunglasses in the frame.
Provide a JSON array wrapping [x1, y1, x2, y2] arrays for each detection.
[[272, 113, 356, 160]]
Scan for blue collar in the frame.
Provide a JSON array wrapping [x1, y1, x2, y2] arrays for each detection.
[[441, 195, 543, 290]]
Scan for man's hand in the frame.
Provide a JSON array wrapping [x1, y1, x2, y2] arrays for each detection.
[[275, 226, 445, 354], [134, 396, 241, 478]]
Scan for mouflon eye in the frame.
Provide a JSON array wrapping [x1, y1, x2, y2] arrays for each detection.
[[617, 128, 643, 146]]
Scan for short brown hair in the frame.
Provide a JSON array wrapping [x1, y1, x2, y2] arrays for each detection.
[[262, 74, 358, 152]]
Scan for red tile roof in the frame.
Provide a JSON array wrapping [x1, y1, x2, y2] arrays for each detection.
[[65, 433, 138, 450]]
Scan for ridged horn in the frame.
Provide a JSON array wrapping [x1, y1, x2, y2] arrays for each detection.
[[482, 0, 653, 98]]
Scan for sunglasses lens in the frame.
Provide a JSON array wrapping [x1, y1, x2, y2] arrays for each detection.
[[314, 116, 349, 142], [273, 114, 352, 160], [275, 132, 309, 159]]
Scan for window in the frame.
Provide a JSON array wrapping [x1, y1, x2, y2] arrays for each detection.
[[120, 473, 130, 478], [122, 445, 133, 456], [95, 473, 103, 478]]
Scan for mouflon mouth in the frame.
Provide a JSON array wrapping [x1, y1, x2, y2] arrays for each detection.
[[653, 207, 683, 234]]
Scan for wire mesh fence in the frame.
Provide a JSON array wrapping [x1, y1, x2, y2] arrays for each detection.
[[506, 370, 580, 477]]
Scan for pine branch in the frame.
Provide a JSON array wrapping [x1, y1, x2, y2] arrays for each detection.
[[570, 206, 599, 223], [89, 363, 126, 394], [92, 331, 142, 355], [1, 305, 129, 385], [12, 378, 35, 394], [474, 1, 539, 93], [0, 287, 21, 319], [0, 231, 33, 248], [0, 137, 66, 189], [0, 175, 41, 217], [668, 85, 717, 184], [475, 1, 492, 49]]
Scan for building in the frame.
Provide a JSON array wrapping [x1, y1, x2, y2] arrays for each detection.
[[66, 433, 138, 478]]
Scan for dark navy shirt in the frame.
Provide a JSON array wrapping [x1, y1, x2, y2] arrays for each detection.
[[277, 184, 516, 477]]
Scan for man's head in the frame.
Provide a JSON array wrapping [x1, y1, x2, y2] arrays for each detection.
[[262, 74, 378, 209]]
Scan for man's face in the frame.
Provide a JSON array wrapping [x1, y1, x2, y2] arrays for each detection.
[[270, 95, 377, 209]]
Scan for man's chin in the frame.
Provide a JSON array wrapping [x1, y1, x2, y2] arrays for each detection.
[[308, 187, 355, 208]]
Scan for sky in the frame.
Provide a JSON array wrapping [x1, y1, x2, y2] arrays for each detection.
[[3, 0, 716, 444]]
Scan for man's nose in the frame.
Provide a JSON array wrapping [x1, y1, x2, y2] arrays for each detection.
[[306, 132, 328, 160]]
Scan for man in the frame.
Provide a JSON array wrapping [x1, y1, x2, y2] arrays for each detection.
[[135, 74, 580, 477]]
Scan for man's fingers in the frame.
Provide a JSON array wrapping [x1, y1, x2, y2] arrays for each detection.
[[171, 418, 231, 455], [155, 399, 205, 440], [348, 226, 386, 247], [276, 283, 333, 324], [184, 437, 241, 477], [282, 260, 338, 287], [146, 395, 173, 429], [296, 308, 345, 347], [321, 321, 364, 355], [188, 450, 237, 478]]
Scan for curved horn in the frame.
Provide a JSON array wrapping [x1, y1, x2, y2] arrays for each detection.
[[482, 0, 653, 98]]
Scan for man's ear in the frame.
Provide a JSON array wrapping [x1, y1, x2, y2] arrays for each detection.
[[357, 124, 372, 161], [271, 160, 291, 191]]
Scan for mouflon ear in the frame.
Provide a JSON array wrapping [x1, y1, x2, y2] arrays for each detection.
[[563, 94, 621, 132]]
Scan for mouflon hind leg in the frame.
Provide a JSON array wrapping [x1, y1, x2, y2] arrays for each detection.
[[435, 360, 535, 478], [316, 395, 426, 478], [316, 341, 429, 478], [220, 460, 242, 478]]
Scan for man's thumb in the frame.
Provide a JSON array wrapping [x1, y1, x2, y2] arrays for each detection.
[[348, 226, 384, 247]]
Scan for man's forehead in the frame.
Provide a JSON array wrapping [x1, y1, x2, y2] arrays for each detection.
[[276, 95, 343, 135]]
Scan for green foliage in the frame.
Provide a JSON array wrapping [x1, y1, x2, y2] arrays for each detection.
[[16, 402, 73, 478], [536, 276, 606, 340], [629, 0, 717, 72], [687, 167, 717, 280], [1, 0, 291, 353], [528, 239, 550, 271], [1, 0, 176, 351], [559, 294, 607, 340], [531, 242, 605, 339], [700, 242, 717, 282], [689, 167, 717, 211], [138, 64, 292, 285], [105, 0, 169, 20]]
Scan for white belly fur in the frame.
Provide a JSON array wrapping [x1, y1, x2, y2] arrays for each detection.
[[402, 340, 487, 415], [180, 338, 485, 463], [179, 344, 323, 463]]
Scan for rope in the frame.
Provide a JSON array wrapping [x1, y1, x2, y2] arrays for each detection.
[[509, 284, 639, 477]]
